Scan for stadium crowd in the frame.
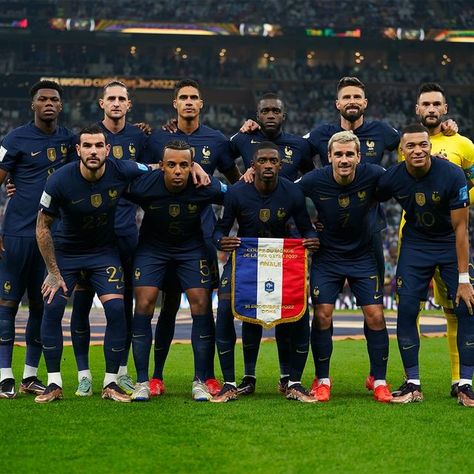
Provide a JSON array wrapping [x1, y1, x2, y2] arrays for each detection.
[[5, 0, 471, 29]]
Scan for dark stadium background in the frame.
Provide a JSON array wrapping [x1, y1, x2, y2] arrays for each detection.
[[0, 0, 472, 305]]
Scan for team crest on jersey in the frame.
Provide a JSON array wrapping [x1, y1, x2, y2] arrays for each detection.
[[169, 204, 180, 217], [201, 146, 211, 164], [415, 193, 426, 206], [113, 146, 123, 159], [3, 281, 11, 294], [90, 194, 102, 208], [313, 287, 320, 298], [221, 277, 229, 287], [396, 277, 403, 289], [431, 191, 441, 203], [47, 148, 57, 162], [277, 208, 286, 219], [357, 191, 367, 201], [282, 146, 293, 163], [188, 203, 198, 213], [108, 189, 118, 199], [264, 280, 275, 293], [134, 268, 141, 280], [60, 144, 68, 158], [338, 195, 350, 208], [129, 144, 136, 160], [259, 209, 270, 222]]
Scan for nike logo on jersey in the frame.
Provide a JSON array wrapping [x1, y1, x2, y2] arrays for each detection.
[[402, 344, 417, 350], [374, 295, 383, 300], [149, 205, 162, 210], [383, 356, 389, 361], [0, 337, 13, 342], [71, 199, 85, 204], [199, 334, 212, 339], [319, 196, 332, 200], [465, 341, 474, 347], [250, 139, 260, 144], [396, 195, 409, 200], [31, 151, 41, 156], [318, 357, 329, 362], [219, 349, 232, 355], [111, 347, 124, 352]]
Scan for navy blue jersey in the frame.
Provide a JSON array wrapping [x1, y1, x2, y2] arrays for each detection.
[[146, 125, 235, 174], [376, 157, 469, 246], [230, 130, 314, 180], [0, 122, 76, 237], [298, 163, 385, 260], [213, 178, 316, 242], [97, 121, 148, 237], [305, 120, 400, 167], [39, 159, 150, 253], [126, 174, 226, 252]]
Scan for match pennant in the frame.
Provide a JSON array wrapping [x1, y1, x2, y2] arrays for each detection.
[[231, 238, 308, 329]]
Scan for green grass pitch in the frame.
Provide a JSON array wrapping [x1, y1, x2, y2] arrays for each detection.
[[2, 337, 474, 473]]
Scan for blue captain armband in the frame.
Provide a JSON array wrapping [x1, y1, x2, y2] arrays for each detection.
[[459, 185, 468, 202], [464, 165, 474, 180], [137, 163, 149, 172], [220, 182, 228, 193]]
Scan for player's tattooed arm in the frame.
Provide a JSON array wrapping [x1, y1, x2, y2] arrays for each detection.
[[451, 207, 474, 314], [36, 210, 68, 303]]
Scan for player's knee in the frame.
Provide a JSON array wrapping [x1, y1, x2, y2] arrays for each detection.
[[0, 317, 14, 343], [314, 307, 332, 330], [363, 308, 385, 330], [43, 294, 67, 323]]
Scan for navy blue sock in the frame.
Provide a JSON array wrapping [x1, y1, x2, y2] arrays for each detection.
[[242, 322, 262, 377], [132, 312, 153, 383], [41, 294, 67, 373], [120, 286, 134, 367], [289, 310, 310, 381], [153, 309, 177, 379], [102, 298, 126, 374], [204, 312, 216, 380], [215, 298, 236, 383], [25, 302, 43, 369], [365, 326, 389, 380], [70, 290, 93, 371], [456, 299, 474, 380], [191, 312, 214, 381], [0, 304, 17, 370], [397, 295, 421, 378], [363, 321, 374, 376], [275, 324, 291, 376], [311, 319, 333, 379]]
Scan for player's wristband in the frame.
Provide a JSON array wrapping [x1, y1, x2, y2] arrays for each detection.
[[459, 273, 470, 284]]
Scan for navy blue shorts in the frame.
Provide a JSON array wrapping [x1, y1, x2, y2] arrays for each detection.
[[310, 254, 382, 306], [57, 249, 124, 297], [133, 242, 214, 290], [396, 243, 460, 301], [0, 235, 45, 302]]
